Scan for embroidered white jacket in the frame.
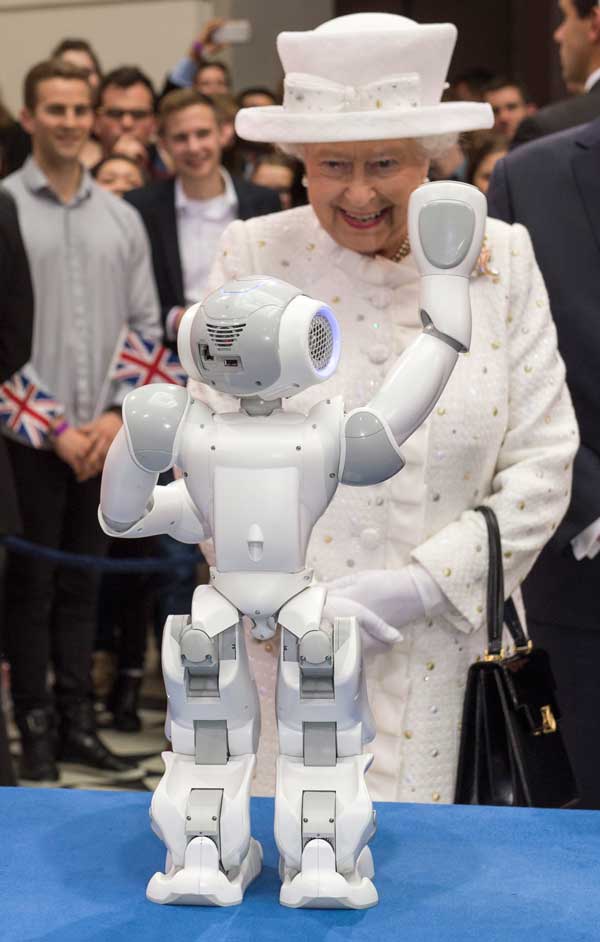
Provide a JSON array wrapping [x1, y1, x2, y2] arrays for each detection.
[[191, 204, 578, 802]]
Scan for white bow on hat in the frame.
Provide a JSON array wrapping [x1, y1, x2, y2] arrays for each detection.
[[236, 13, 493, 144]]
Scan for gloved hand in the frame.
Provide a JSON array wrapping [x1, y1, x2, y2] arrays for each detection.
[[322, 563, 447, 651], [571, 516, 600, 561]]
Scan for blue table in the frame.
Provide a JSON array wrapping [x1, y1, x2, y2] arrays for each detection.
[[1, 787, 598, 942]]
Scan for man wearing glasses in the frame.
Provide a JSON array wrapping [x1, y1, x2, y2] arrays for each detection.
[[95, 66, 167, 179]]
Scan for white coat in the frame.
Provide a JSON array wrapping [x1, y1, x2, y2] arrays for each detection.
[[193, 204, 578, 803]]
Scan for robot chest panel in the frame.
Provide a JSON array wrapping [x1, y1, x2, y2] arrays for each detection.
[[197, 411, 338, 572]]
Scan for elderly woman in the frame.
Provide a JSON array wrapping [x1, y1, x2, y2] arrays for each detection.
[[194, 13, 578, 803]]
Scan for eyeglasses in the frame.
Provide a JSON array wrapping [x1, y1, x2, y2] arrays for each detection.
[[100, 108, 154, 121]]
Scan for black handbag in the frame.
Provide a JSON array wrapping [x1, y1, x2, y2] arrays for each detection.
[[454, 505, 578, 808]]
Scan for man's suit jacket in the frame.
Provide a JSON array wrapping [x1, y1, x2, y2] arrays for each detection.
[[512, 78, 600, 148], [488, 118, 600, 629], [124, 175, 281, 349], [0, 186, 33, 535]]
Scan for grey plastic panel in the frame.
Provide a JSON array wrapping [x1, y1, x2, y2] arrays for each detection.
[[123, 383, 188, 473], [102, 514, 136, 533], [194, 719, 229, 765], [341, 412, 405, 486], [180, 628, 215, 664], [418, 200, 476, 270], [303, 722, 337, 767], [302, 790, 336, 850], [185, 788, 223, 848], [420, 309, 465, 353], [299, 629, 332, 668]]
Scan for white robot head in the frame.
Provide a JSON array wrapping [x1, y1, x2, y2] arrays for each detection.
[[178, 276, 341, 400]]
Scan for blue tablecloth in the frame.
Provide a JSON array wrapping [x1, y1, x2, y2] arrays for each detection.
[[1, 787, 598, 942]]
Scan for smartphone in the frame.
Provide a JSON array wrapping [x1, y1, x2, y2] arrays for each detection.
[[213, 19, 252, 44]]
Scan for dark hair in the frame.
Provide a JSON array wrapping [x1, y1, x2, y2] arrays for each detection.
[[574, 0, 599, 16], [254, 151, 307, 208], [194, 59, 232, 90], [483, 75, 533, 104], [51, 38, 102, 77], [466, 132, 509, 185], [236, 86, 278, 108], [449, 67, 496, 100], [23, 58, 92, 111], [92, 151, 148, 184], [158, 88, 220, 133], [98, 66, 156, 109]]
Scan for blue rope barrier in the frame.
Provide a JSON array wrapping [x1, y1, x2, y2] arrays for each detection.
[[0, 535, 203, 573]]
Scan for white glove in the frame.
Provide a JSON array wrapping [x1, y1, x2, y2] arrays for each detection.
[[571, 516, 600, 561], [323, 563, 447, 650], [323, 593, 403, 652]]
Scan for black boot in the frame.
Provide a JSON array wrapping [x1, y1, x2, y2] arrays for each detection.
[[58, 699, 140, 779], [16, 707, 59, 782], [108, 673, 142, 733]]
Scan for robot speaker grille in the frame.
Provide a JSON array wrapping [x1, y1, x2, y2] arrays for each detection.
[[206, 323, 246, 349], [308, 314, 334, 370]]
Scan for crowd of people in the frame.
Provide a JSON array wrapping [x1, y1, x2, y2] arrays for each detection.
[[0, 1, 598, 811]]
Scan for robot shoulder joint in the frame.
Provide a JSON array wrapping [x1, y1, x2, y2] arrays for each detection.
[[122, 383, 190, 472], [340, 409, 405, 487]]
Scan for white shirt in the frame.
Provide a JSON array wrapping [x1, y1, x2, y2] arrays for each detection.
[[175, 168, 237, 305], [584, 67, 600, 92]]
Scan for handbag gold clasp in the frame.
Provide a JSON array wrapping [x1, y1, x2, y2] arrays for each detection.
[[534, 704, 557, 736], [482, 648, 505, 663]]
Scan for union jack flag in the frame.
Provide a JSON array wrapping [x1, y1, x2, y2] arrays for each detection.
[[0, 367, 63, 448], [110, 331, 187, 388]]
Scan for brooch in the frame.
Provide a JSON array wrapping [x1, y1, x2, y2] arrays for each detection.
[[473, 236, 500, 283]]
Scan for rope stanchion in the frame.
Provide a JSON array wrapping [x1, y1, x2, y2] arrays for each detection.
[[0, 535, 203, 573]]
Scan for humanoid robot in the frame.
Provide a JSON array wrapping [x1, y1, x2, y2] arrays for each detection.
[[99, 180, 486, 910]]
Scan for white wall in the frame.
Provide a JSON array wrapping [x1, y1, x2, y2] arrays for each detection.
[[0, 0, 333, 115], [225, 0, 333, 94], [0, 0, 211, 113]]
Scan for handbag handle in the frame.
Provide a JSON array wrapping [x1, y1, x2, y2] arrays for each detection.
[[475, 505, 529, 656]]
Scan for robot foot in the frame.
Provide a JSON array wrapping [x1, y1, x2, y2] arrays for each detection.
[[279, 840, 378, 910], [146, 835, 263, 907]]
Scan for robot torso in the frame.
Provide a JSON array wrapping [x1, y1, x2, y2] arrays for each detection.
[[177, 395, 344, 575]]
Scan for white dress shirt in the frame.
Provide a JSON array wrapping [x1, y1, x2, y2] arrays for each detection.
[[584, 67, 600, 92], [176, 169, 237, 304]]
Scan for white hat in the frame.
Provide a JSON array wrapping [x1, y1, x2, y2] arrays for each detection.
[[236, 13, 493, 144]]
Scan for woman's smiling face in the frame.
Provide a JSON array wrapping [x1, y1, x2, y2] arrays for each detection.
[[302, 138, 429, 258]]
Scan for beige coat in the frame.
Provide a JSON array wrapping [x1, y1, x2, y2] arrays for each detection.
[[193, 204, 578, 802]]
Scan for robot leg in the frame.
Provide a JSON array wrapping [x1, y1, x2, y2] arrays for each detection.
[[147, 584, 262, 906], [275, 586, 378, 909]]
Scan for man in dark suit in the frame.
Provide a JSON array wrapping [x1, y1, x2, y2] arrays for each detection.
[[487, 117, 600, 808], [0, 186, 34, 784], [125, 88, 280, 350], [513, 0, 600, 147]]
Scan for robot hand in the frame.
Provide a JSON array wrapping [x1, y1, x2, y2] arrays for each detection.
[[353, 181, 487, 463], [409, 179, 487, 353]]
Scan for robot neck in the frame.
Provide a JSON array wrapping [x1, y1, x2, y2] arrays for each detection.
[[241, 396, 283, 417]]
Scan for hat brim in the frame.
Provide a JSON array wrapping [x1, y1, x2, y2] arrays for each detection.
[[236, 101, 493, 143]]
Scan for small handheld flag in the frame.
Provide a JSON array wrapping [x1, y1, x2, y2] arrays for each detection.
[[0, 367, 64, 447], [110, 331, 187, 388]]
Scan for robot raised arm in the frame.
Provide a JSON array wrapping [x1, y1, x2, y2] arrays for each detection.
[[340, 181, 487, 487], [99, 383, 209, 542]]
